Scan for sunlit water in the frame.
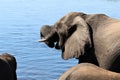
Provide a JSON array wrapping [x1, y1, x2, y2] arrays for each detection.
[[0, 0, 120, 80]]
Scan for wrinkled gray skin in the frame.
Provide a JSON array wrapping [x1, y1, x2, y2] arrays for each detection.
[[0, 53, 17, 80], [39, 12, 120, 72], [58, 63, 120, 80]]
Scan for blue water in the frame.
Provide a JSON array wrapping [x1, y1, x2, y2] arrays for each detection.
[[0, 0, 120, 80]]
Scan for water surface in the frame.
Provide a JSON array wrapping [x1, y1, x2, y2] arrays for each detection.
[[0, 0, 120, 80]]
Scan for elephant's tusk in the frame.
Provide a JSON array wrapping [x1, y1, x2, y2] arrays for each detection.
[[38, 38, 47, 42]]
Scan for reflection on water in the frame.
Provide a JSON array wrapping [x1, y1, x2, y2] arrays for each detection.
[[0, 0, 120, 80]]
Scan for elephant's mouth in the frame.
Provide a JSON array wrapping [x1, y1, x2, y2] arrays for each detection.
[[39, 37, 61, 49], [39, 31, 63, 49], [39, 37, 54, 48]]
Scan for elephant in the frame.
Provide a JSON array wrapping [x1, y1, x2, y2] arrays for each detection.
[[39, 12, 120, 73], [58, 63, 120, 80], [0, 53, 17, 80]]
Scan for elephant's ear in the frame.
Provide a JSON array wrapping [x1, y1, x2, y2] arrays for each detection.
[[62, 16, 92, 60]]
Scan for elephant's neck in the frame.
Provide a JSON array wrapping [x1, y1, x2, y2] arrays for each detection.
[[109, 50, 120, 73], [78, 47, 99, 66]]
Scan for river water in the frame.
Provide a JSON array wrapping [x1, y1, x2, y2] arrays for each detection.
[[0, 0, 120, 80]]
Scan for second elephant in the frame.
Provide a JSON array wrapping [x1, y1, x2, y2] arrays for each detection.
[[0, 53, 17, 80], [58, 63, 120, 80]]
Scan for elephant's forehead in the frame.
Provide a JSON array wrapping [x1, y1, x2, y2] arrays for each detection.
[[41, 27, 52, 36], [57, 13, 81, 25]]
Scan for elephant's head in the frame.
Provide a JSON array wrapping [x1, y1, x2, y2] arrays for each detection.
[[39, 12, 92, 60], [0, 53, 17, 72], [39, 25, 60, 49]]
